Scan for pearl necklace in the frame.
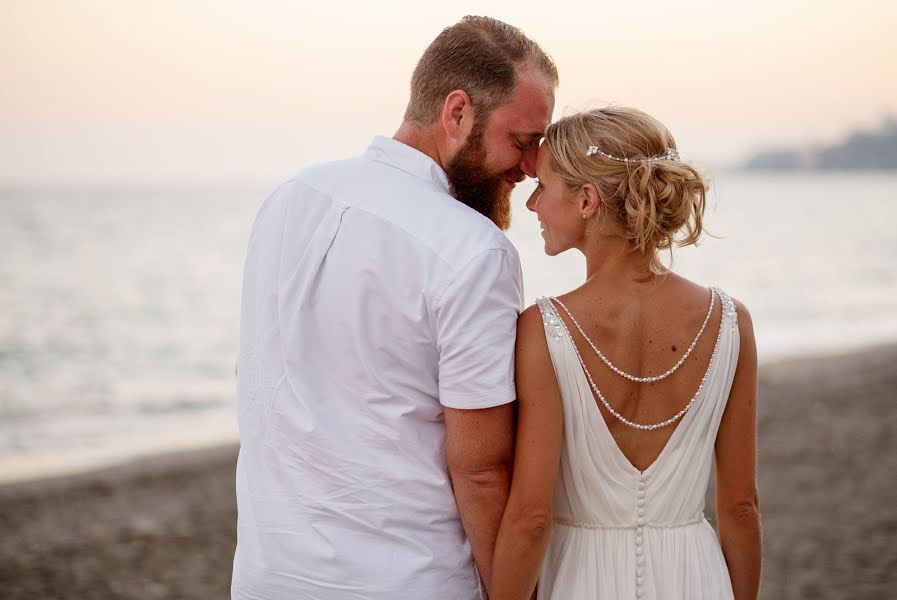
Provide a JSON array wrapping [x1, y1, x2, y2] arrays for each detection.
[[547, 290, 726, 431], [550, 287, 716, 383]]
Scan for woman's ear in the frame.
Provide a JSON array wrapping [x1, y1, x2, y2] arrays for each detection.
[[440, 90, 473, 143], [580, 183, 601, 219]]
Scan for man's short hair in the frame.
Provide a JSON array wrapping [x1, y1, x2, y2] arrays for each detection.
[[404, 16, 558, 125]]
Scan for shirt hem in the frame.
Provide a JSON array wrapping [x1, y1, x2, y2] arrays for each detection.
[[439, 384, 516, 410]]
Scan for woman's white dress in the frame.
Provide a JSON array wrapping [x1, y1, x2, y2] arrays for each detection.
[[535, 289, 739, 599]]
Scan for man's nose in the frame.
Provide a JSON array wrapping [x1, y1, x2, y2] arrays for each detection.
[[519, 145, 538, 178]]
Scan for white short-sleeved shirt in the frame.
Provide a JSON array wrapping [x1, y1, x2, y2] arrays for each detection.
[[232, 136, 523, 600]]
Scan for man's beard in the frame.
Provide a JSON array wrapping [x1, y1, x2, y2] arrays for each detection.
[[445, 128, 521, 231]]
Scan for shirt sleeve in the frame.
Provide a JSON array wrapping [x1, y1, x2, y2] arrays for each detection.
[[434, 247, 524, 409]]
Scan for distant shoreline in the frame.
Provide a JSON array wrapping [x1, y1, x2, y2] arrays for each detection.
[[737, 166, 897, 173], [740, 118, 897, 171]]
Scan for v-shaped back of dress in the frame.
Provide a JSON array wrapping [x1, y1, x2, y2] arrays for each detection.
[[536, 288, 740, 528]]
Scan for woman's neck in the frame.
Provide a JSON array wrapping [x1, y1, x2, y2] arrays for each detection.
[[580, 234, 660, 290]]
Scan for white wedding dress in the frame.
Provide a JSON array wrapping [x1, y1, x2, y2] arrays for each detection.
[[535, 288, 739, 599]]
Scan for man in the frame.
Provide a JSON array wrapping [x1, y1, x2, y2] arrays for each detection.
[[232, 16, 557, 600]]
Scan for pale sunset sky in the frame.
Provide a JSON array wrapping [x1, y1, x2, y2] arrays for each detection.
[[1, 0, 895, 185]]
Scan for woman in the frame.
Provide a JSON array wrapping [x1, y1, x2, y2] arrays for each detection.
[[490, 107, 761, 599]]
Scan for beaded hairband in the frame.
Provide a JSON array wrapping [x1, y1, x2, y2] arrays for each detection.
[[586, 146, 680, 163]]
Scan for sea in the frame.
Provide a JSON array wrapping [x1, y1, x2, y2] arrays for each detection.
[[1, 172, 896, 481]]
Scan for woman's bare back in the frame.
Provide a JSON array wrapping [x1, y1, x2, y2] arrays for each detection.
[[553, 273, 723, 471]]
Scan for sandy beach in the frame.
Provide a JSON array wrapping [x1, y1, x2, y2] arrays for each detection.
[[1, 344, 895, 599]]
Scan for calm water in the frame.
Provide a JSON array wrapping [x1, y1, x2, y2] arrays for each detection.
[[1, 173, 896, 479]]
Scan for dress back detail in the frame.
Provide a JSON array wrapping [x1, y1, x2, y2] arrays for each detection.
[[537, 288, 740, 600], [533, 288, 739, 599], [535, 288, 739, 528]]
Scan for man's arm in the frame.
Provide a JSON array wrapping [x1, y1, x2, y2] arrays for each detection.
[[435, 247, 522, 590], [445, 402, 516, 592]]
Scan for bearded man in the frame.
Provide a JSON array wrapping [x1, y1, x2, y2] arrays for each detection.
[[232, 16, 556, 600]]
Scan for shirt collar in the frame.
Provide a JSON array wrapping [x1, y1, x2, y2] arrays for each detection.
[[364, 136, 452, 196]]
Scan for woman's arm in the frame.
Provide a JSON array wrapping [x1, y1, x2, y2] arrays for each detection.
[[489, 305, 564, 600], [715, 299, 762, 599]]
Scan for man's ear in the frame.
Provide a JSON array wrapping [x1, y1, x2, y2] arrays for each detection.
[[440, 90, 474, 143], [580, 183, 601, 219]]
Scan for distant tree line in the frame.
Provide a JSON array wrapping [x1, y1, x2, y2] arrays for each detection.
[[742, 118, 897, 170]]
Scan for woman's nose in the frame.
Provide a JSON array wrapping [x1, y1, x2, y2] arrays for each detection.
[[525, 189, 539, 212]]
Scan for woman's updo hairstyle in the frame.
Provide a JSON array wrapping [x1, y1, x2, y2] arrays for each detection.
[[543, 106, 707, 274]]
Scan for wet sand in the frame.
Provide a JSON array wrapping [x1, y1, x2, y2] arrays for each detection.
[[1, 345, 895, 599]]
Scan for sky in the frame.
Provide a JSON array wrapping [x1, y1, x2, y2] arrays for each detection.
[[1, 0, 895, 185]]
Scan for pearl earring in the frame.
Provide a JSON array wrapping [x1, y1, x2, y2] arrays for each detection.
[[582, 213, 588, 219]]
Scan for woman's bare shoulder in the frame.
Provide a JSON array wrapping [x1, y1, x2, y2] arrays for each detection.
[[517, 303, 547, 342]]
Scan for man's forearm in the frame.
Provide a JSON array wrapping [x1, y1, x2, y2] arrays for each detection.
[[450, 467, 512, 591]]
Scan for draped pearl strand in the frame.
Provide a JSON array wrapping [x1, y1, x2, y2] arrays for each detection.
[[551, 288, 716, 383], [538, 288, 734, 431]]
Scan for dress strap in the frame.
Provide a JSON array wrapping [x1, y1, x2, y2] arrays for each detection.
[[713, 287, 738, 331], [536, 296, 566, 344]]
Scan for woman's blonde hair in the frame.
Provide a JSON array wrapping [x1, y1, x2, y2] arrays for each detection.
[[543, 106, 707, 274]]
